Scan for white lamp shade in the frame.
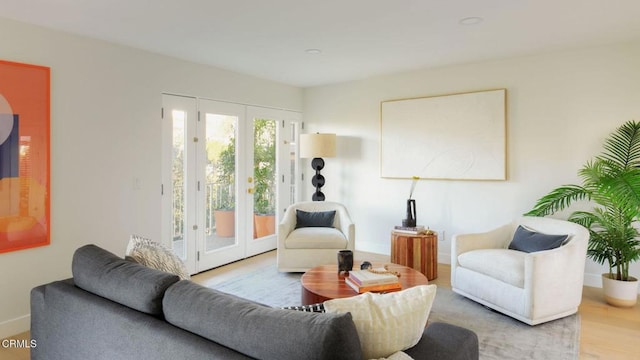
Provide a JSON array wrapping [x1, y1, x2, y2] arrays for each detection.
[[299, 133, 336, 158]]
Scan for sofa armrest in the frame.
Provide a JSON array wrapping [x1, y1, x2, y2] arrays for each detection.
[[524, 236, 588, 318], [278, 207, 297, 249], [451, 223, 513, 289], [451, 223, 513, 259], [336, 208, 355, 251]]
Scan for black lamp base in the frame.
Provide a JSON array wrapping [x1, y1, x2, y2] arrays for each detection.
[[311, 157, 326, 201], [312, 192, 326, 201]]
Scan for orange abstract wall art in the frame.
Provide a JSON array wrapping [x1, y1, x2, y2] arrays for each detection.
[[0, 60, 50, 253]]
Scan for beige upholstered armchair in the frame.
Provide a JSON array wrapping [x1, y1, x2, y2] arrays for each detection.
[[277, 201, 355, 272], [451, 216, 589, 325]]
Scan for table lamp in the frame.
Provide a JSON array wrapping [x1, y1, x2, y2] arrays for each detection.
[[299, 133, 336, 201]]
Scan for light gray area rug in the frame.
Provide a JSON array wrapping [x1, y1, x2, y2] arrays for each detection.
[[213, 264, 303, 307], [429, 290, 579, 360], [212, 264, 579, 360]]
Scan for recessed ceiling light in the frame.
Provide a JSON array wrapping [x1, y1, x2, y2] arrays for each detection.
[[305, 48, 322, 55], [459, 17, 484, 25]]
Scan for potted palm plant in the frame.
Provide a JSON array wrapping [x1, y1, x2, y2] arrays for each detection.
[[525, 120, 640, 307]]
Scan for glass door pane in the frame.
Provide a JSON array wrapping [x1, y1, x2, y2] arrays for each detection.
[[171, 110, 186, 260], [205, 113, 238, 251], [196, 99, 246, 271], [252, 118, 277, 239], [162, 94, 197, 274], [288, 122, 299, 205]]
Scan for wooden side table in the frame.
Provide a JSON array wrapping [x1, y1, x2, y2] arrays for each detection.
[[390, 231, 438, 280]]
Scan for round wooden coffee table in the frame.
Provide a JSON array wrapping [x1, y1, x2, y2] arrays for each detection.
[[300, 262, 428, 305]]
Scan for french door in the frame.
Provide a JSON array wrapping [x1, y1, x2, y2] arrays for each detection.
[[161, 95, 301, 274]]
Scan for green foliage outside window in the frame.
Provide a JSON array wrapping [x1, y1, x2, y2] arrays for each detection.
[[253, 119, 276, 215]]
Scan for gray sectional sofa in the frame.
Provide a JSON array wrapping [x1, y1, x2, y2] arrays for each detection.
[[30, 244, 479, 360]]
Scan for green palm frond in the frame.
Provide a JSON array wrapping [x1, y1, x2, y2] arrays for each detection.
[[567, 210, 598, 229], [524, 185, 591, 217], [599, 168, 640, 217], [578, 159, 606, 186], [587, 232, 615, 271], [600, 120, 640, 169]]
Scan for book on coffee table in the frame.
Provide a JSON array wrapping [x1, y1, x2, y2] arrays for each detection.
[[348, 269, 399, 286], [345, 277, 402, 294]]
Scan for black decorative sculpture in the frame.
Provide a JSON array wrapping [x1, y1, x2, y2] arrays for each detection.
[[401, 176, 419, 227], [402, 199, 416, 227]]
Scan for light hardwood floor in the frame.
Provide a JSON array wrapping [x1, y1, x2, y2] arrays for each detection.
[[3, 250, 639, 360]]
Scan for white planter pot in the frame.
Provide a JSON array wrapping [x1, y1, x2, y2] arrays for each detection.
[[601, 273, 639, 307]]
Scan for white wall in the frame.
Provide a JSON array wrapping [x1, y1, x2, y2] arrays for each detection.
[[302, 40, 640, 292], [0, 18, 302, 338]]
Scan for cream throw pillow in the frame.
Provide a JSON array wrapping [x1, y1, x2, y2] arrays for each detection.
[[126, 235, 190, 280], [324, 284, 436, 360]]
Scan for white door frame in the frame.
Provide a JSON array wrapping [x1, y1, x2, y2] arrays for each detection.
[[162, 94, 301, 274]]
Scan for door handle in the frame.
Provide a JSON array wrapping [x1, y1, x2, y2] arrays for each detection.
[[247, 188, 254, 194]]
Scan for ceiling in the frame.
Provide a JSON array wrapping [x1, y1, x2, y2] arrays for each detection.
[[2, 0, 640, 87]]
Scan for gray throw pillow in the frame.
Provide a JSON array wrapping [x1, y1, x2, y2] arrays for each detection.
[[72, 244, 180, 315], [163, 281, 362, 360], [508, 225, 568, 253], [295, 209, 336, 228]]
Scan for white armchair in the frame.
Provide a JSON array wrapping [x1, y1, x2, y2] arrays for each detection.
[[451, 216, 589, 325], [277, 201, 355, 272]]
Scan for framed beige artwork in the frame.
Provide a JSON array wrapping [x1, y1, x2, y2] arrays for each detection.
[[380, 88, 507, 180]]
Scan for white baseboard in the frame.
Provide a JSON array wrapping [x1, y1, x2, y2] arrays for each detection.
[[355, 242, 390, 256], [0, 314, 30, 339], [584, 272, 640, 294], [583, 272, 603, 289], [357, 240, 453, 266]]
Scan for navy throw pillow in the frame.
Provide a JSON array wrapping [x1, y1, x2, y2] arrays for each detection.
[[295, 209, 336, 229], [508, 225, 568, 253]]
